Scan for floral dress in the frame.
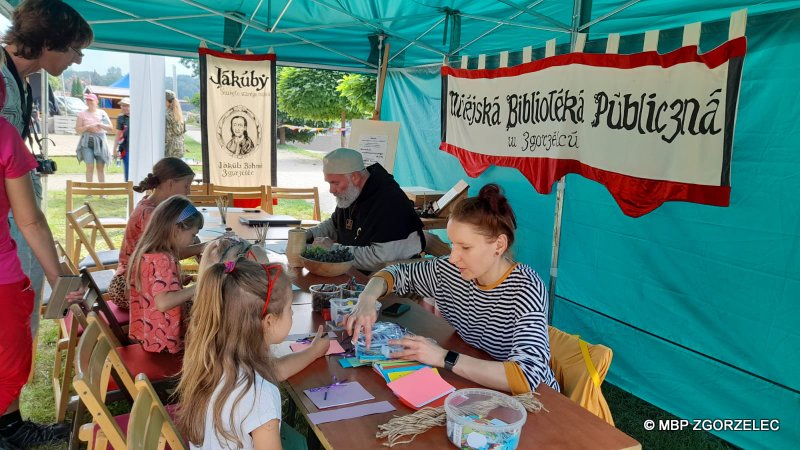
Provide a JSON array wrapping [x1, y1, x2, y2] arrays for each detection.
[[165, 110, 185, 158], [128, 252, 187, 353]]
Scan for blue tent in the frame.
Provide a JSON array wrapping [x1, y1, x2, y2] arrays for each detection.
[[110, 73, 130, 88], [5, 1, 798, 447]]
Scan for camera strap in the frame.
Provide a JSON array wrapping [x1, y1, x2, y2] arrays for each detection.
[[29, 117, 55, 157]]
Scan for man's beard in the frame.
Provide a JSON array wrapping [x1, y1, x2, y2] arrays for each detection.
[[335, 182, 361, 208]]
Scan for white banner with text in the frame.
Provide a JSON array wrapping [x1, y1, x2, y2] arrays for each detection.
[[200, 48, 276, 186], [441, 37, 746, 217]]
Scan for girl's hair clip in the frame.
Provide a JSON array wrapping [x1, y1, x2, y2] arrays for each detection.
[[223, 260, 236, 273]]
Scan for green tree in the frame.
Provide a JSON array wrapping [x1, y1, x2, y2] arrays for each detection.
[[190, 92, 201, 109], [180, 57, 200, 77], [70, 77, 84, 98], [277, 68, 370, 146], [47, 74, 61, 92], [336, 74, 376, 116]]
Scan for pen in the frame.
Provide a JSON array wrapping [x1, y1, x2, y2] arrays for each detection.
[[323, 390, 328, 400]]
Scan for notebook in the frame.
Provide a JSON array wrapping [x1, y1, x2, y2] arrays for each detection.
[[386, 367, 455, 409], [304, 381, 374, 409], [238, 213, 301, 226]]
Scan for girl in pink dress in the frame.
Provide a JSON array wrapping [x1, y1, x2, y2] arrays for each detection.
[[108, 157, 203, 308], [127, 195, 203, 354]]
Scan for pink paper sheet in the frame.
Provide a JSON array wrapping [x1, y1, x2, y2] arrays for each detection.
[[289, 340, 346, 355]]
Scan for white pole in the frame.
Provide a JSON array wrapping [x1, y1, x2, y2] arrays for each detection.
[[172, 64, 178, 95]]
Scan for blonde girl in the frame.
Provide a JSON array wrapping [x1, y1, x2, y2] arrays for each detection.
[[127, 195, 203, 354], [165, 90, 186, 158], [197, 236, 270, 279], [108, 157, 204, 308], [178, 260, 329, 449]]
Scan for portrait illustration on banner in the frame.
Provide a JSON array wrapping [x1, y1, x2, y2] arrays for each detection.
[[216, 105, 262, 159]]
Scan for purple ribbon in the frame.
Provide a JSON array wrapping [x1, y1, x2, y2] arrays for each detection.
[[310, 375, 348, 400]]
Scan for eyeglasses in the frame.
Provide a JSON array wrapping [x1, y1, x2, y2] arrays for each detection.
[[261, 264, 283, 318], [69, 46, 84, 60]]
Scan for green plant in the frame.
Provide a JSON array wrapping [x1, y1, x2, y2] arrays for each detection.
[[301, 246, 353, 262]]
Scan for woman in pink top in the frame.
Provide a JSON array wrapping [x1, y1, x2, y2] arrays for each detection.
[[0, 70, 64, 425], [107, 157, 204, 308], [74, 93, 114, 182], [128, 196, 203, 353]]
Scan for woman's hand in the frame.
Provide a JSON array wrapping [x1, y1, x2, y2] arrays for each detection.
[[389, 335, 448, 368], [308, 325, 331, 358], [343, 291, 379, 348], [65, 286, 87, 304]]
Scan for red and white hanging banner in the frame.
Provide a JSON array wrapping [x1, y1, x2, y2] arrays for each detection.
[[440, 37, 746, 217]]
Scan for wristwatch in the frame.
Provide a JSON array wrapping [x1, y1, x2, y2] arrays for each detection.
[[444, 350, 460, 371]]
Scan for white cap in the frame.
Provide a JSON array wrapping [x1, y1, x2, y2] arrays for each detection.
[[322, 148, 365, 174]]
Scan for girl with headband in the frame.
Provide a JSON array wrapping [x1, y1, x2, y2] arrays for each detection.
[[127, 195, 203, 354]]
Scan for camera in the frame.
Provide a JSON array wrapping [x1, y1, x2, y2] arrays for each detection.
[[36, 155, 57, 175]]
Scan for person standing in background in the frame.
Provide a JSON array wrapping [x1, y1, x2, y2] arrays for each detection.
[[115, 97, 130, 181], [75, 92, 113, 182], [165, 89, 186, 158]]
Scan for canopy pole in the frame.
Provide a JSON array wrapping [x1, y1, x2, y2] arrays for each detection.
[[373, 36, 389, 120], [39, 69, 48, 213], [547, 0, 590, 324]]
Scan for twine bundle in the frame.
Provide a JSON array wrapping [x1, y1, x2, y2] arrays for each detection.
[[376, 391, 546, 447], [253, 224, 270, 245], [215, 196, 229, 224]]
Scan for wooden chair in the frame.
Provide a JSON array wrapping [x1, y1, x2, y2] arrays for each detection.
[[209, 184, 268, 211], [128, 374, 187, 450], [269, 186, 322, 221], [66, 203, 120, 271], [187, 192, 233, 207], [66, 181, 133, 259], [548, 326, 615, 426], [189, 182, 209, 196], [73, 312, 182, 449], [51, 268, 130, 423]]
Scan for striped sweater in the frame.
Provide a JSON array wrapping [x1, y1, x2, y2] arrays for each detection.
[[382, 256, 559, 391]]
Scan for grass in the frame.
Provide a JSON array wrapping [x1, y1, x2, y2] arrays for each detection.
[[278, 142, 324, 160], [603, 384, 735, 450], [52, 156, 124, 175], [21, 137, 733, 450]]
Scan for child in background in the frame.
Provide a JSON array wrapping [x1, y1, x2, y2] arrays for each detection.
[[127, 195, 203, 354], [108, 157, 203, 309], [178, 260, 329, 450], [197, 236, 270, 280]]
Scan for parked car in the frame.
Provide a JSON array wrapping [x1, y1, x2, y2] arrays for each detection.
[[55, 95, 88, 116]]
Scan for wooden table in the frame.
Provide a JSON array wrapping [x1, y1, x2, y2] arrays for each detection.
[[198, 207, 308, 241], [282, 296, 641, 450]]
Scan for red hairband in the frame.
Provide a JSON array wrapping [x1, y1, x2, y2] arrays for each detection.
[[261, 264, 283, 318]]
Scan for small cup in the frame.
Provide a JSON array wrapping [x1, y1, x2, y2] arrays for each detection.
[[339, 282, 366, 299], [309, 284, 342, 312]]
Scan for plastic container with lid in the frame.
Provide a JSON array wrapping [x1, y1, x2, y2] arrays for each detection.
[[355, 321, 407, 361], [329, 298, 382, 330], [444, 388, 527, 450]]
